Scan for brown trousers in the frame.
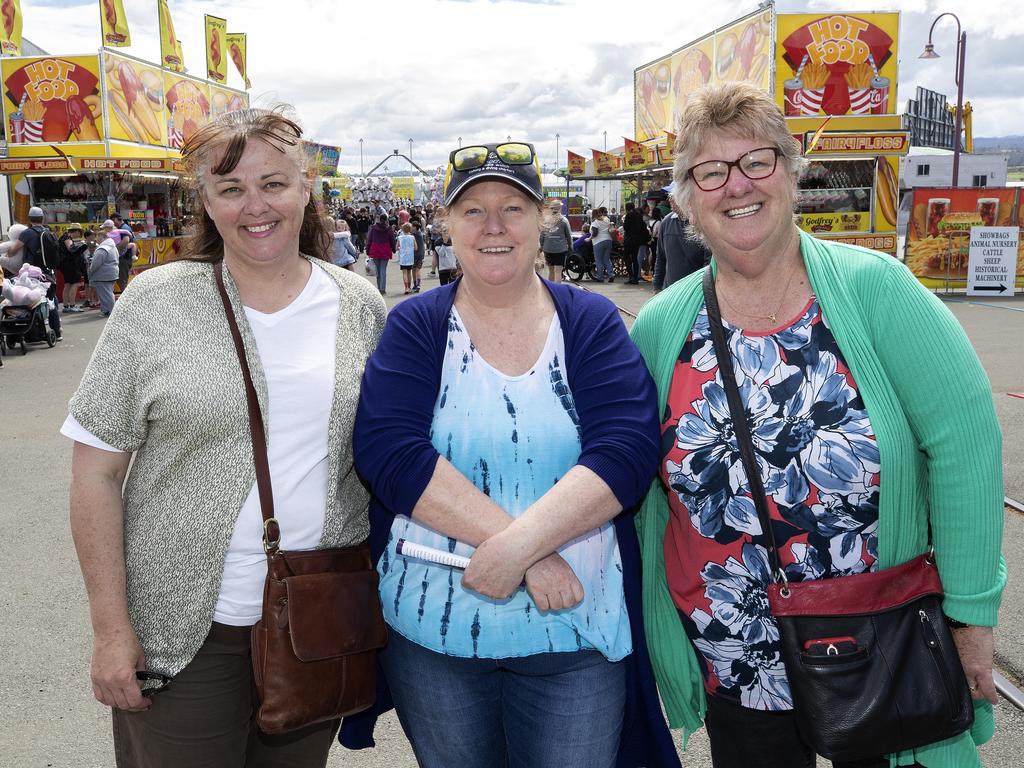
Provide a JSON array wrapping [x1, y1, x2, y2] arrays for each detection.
[[112, 622, 339, 768]]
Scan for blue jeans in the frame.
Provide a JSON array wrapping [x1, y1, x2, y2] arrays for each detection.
[[380, 631, 625, 768], [593, 239, 613, 281], [372, 258, 389, 293]]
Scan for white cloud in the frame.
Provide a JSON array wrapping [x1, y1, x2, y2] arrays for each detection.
[[18, 0, 1023, 174]]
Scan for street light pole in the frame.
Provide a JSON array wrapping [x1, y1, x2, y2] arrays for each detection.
[[408, 138, 413, 162], [920, 13, 967, 186], [555, 133, 560, 171], [458, 136, 462, 148], [603, 131, 607, 151], [359, 138, 364, 176]]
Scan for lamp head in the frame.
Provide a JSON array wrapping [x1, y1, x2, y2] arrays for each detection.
[[919, 43, 940, 59]]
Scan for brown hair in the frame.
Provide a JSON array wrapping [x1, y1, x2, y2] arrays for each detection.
[[178, 107, 331, 263]]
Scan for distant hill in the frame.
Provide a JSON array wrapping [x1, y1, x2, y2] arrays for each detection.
[[972, 136, 1024, 166]]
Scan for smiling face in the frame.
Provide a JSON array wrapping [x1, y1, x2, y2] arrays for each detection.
[[448, 180, 541, 290], [201, 137, 310, 269], [687, 132, 797, 268]]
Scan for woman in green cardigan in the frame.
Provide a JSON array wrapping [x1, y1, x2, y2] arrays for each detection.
[[630, 81, 1005, 768]]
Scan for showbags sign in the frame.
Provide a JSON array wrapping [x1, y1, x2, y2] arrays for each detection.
[[967, 228, 1018, 297]]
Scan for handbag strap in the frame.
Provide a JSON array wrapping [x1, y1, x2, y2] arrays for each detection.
[[213, 261, 281, 553], [701, 268, 784, 583]]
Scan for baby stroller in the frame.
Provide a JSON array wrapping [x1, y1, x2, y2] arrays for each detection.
[[1, 301, 56, 354]]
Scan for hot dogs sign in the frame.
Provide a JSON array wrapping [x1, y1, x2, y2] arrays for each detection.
[[776, 13, 899, 117]]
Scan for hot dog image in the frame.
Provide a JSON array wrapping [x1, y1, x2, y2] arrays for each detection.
[[1, 0, 15, 37], [210, 29, 221, 68], [230, 42, 244, 77], [874, 157, 898, 228], [105, 56, 163, 144], [102, 0, 117, 28]]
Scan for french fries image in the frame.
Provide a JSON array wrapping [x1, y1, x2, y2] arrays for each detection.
[[874, 157, 898, 228], [105, 57, 163, 143], [23, 97, 44, 122]]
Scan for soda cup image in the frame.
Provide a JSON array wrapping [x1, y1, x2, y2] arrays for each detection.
[[9, 113, 23, 143], [976, 197, 999, 227], [869, 76, 890, 115], [926, 198, 950, 238], [783, 78, 803, 116]]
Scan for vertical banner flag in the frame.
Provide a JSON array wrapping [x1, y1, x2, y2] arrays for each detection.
[[225, 32, 250, 89], [622, 137, 648, 169], [567, 151, 586, 176], [205, 15, 227, 82], [100, 0, 131, 47], [0, 0, 22, 55], [158, 0, 184, 72], [592, 149, 621, 176]]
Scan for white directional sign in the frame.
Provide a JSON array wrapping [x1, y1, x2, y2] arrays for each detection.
[[967, 227, 1018, 297]]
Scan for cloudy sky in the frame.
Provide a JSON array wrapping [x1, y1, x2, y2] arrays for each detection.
[[23, 0, 1024, 174]]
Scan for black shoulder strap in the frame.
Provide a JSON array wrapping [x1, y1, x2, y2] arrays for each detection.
[[701, 268, 783, 579]]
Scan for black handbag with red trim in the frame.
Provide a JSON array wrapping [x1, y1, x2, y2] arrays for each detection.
[[701, 269, 974, 761]]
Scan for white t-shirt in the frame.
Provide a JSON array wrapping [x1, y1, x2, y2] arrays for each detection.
[[61, 265, 341, 626], [590, 217, 612, 244], [437, 244, 457, 271]]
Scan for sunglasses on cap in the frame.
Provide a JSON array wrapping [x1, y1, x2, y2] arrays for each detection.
[[449, 142, 536, 172]]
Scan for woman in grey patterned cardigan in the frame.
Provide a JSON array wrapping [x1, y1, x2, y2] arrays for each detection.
[[62, 108, 386, 767]]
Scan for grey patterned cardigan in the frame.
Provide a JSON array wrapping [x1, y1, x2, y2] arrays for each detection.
[[69, 256, 386, 677]]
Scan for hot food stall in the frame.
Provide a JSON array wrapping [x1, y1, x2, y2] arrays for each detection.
[[632, 8, 908, 256], [0, 49, 248, 273]]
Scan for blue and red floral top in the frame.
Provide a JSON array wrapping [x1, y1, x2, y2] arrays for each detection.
[[661, 297, 881, 711]]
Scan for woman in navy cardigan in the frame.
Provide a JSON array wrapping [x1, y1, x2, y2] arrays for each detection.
[[340, 141, 679, 768]]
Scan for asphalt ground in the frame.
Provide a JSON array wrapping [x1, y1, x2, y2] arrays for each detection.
[[2, 267, 1022, 766]]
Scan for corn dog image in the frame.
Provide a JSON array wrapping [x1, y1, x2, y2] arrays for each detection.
[[875, 157, 898, 228]]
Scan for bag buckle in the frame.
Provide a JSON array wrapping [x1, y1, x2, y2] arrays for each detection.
[[263, 518, 281, 553], [775, 567, 791, 598]]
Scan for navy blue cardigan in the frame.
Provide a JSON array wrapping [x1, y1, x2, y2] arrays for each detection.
[[339, 277, 681, 768]]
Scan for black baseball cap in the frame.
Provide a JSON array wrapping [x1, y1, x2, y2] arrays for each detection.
[[443, 142, 543, 207]]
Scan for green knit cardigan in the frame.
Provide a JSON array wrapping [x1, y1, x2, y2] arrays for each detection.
[[629, 230, 1006, 767]]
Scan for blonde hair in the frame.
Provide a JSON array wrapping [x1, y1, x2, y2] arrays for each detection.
[[180, 106, 330, 262], [672, 82, 806, 223]]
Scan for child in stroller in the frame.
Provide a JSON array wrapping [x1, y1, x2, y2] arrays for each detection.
[[1, 263, 59, 354]]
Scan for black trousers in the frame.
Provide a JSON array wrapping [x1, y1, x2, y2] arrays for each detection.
[[704, 694, 916, 768], [623, 239, 641, 282]]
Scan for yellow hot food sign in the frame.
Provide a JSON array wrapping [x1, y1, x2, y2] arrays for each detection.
[[634, 7, 773, 141], [1, 55, 104, 144], [104, 53, 166, 146], [775, 13, 899, 117]]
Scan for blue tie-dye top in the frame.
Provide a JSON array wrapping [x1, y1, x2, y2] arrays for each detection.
[[377, 307, 632, 661]]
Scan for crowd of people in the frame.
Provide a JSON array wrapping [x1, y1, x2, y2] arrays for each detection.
[[56, 84, 1005, 768], [0, 210, 141, 348]]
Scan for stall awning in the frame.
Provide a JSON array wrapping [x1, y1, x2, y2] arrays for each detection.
[[0, 156, 186, 176]]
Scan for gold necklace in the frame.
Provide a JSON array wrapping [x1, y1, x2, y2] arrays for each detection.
[[716, 263, 800, 325]]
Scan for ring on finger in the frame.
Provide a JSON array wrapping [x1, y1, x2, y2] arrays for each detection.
[[969, 683, 978, 692]]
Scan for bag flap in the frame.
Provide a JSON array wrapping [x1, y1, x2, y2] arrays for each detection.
[[768, 553, 943, 618], [284, 570, 387, 662]]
